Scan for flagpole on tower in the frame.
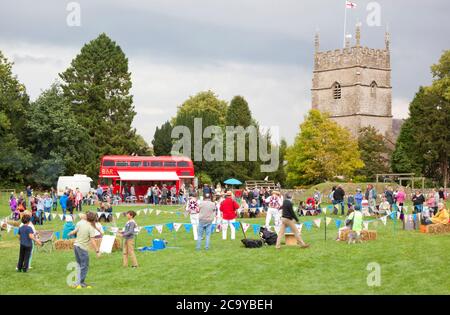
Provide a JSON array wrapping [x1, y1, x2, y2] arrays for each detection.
[[343, 1, 348, 48]]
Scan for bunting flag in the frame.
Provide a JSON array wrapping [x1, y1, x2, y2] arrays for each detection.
[[55, 231, 61, 239], [59, 214, 64, 220], [413, 214, 417, 222], [322, 208, 327, 215], [156, 210, 161, 216], [363, 221, 369, 230], [296, 224, 303, 233], [145, 226, 154, 235], [45, 212, 50, 220], [173, 223, 182, 232], [241, 223, 250, 233], [326, 217, 332, 226], [7, 224, 12, 233], [232, 222, 240, 231], [183, 223, 192, 232], [143, 209, 148, 215], [304, 221, 313, 231], [103, 226, 108, 232], [14, 228, 19, 236], [155, 224, 163, 234], [397, 212, 401, 220], [176, 212, 181, 217], [136, 210, 141, 216], [335, 219, 342, 229], [390, 212, 396, 220], [116, 212, 121, 219], [252, 224, 260, 235], [149, 209, 154, 215], [166, 223, 174, 232], [381, 216, 387, 226], [313, 219, 321, 228], [52, 213, 57, 220], [302, 210, 307, 216]]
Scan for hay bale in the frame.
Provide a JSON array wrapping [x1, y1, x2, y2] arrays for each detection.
[[340, 230, 377, 241], [54, 239, 75, 250], [422, 224, 450, 234], [55, 237, 121, 251]]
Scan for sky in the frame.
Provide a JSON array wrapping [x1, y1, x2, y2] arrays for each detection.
[[0, 0, 449, 145]]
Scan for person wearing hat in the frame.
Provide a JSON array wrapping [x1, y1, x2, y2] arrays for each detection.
[[264, 190, 283, 229], [275, 193, 310, 249], [219, 191, 239, 240]]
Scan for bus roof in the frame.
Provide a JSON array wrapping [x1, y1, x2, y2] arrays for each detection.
[[101, 155, 192, 162]]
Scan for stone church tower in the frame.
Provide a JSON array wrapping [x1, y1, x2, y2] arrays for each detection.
[[311, 25, 393, 139]]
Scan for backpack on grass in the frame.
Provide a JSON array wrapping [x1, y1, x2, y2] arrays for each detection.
[[259, 227, 278, 246]]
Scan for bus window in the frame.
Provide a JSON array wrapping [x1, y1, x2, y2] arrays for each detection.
[[100, 178, 113, 186], [151, 161, 163, 167], [103, 160, 115, 166], [143, 161, 149, 167], [116, 161, 129, 167], [164, 161, 176, 167], [130, 161, 142, 167], [177, 161, 189, 167]]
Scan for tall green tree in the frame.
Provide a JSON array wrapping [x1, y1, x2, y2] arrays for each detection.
[[223, 96, 260, 181], [172, 91, 228, 183], [0, 51, 32, 186], [285, 110, 364, 186], [392, 51, 450, 186], [28, 84, 95, 187], [59, 33, 142, 178], [356, 126, 392, 181], [152, 121, 173, 156]]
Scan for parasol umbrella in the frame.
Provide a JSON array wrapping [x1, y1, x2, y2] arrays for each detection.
[[223, 178, 242, 196]]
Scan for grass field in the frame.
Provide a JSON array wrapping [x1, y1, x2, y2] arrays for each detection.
[[0, 196, 449, 295]]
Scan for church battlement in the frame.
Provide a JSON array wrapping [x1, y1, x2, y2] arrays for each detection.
[[314, 24, 391, 72]]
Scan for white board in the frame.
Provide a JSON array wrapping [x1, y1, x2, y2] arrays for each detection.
[[99, 235, 116, 254]]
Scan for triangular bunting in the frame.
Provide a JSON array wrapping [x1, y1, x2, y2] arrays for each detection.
[[173, 223, 182, 232], [55, 231, 61, 239], [149, 209, 154, 215], [52, 213, 57, 220], [335, 219, 342, 229], [165, 223, 174, 232], [322, 208, 327, 215], [302, 210, 307, 216], [156, 210, 161, 216], [145, 226, 154, 235], [296, 224, 303, 233], [155, 224, 163, 234], [59, 214, 64, 220], [183, 223, 192, 232], [252, 224, 260, 235], [241, 223, 250, 233], [143, 209, 148, 215], [13, 228, 19, 236], [232, 222, 240, 231], [136, 210, 141, 216], [326, 217, 332, 226], [304, 221, 313, 231], [116, 212, 121, 219], [381, 216, 387, 226], [45, 212, 50, 220], [313, 219, 321, 228]]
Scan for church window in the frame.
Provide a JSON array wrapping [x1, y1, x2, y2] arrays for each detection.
[[370, 81, 377, 98], [333, 82, 341, 100]]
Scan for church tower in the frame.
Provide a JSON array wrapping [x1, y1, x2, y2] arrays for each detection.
[[311, 25, 393, 138]]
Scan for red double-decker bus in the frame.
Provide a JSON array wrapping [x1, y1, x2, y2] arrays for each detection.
[[99, 155, 195, 200]]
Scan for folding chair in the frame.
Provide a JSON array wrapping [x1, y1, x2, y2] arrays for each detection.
[[35, 230, 55, 253]]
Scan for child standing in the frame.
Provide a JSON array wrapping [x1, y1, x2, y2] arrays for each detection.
[[347, 208, 363, 244], [120, 211, 138, 268], [17, 215, 41, 272]]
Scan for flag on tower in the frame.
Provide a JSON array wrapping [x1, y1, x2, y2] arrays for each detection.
[[346, 1, 357, 9]]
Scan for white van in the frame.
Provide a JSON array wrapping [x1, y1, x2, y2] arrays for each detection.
[[57, 174, 93, 196]]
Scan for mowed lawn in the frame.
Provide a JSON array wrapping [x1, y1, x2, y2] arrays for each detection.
[[0, 196, 449, 295]]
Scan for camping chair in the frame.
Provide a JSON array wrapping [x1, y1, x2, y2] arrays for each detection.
[[35, 230, 55, 253]]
